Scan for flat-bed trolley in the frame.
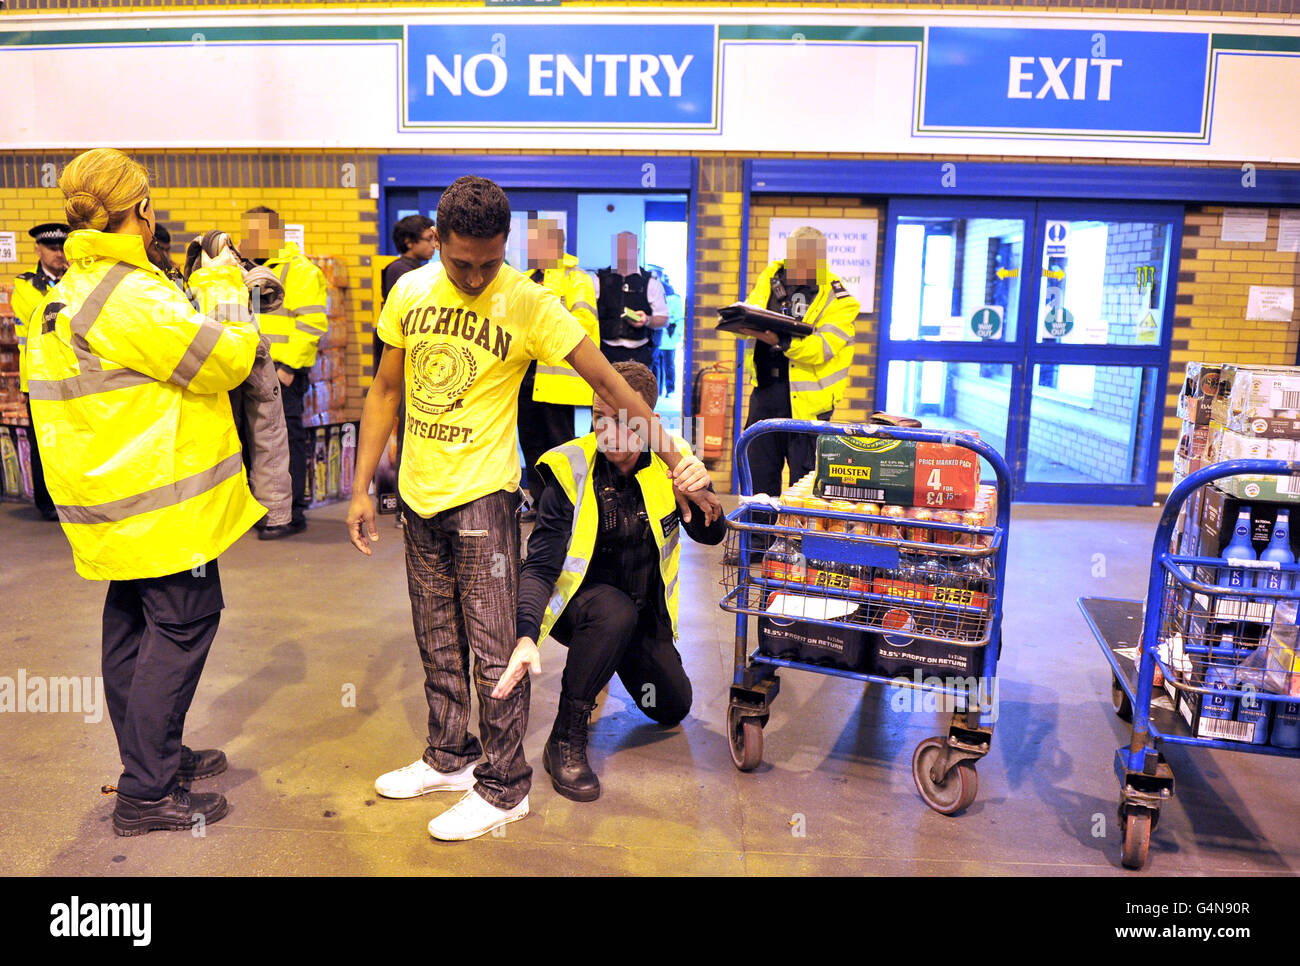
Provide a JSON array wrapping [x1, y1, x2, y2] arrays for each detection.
[[1081, 459, 1300, 869], [720, 419, 1013, 814]]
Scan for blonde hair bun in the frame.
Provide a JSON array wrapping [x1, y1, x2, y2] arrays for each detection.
[[59, 148, 150, 232]]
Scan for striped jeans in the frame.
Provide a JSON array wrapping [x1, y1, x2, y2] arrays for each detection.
[[403, 489, 531, 809]]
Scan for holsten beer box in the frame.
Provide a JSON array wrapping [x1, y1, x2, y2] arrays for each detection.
[[757, 593, 869, 671], [813, 434, 981, 509]]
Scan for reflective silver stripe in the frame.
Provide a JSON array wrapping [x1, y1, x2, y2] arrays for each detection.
[[294, 304, 327, 316], [661, 530, 679, 562], [570, 301, 596, 316], [821, 320, 854, 343], [27, 367, 155, 401], [168, 316, 227, 389], [295, 319, 326, 335], [16, 336, 26, 346], [815, 335, 835, 363], [536, 365, 579, 378], [264, 333, 291, 343], [791, 366, 850, 393], [55, 450, 244, 526], [561, 554, 586, 575], [665, 573, 678, 602], [71, 262, 136, 373], [278, 263, 292, 286]]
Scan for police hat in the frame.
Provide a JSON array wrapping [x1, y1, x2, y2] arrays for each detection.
[[29, 223, 70, 246]]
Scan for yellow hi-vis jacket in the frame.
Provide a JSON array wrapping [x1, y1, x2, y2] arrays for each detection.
[[25, 229, 265, 581], [254, 242, 328, 370], [744, 260, 860, 420], [11, 269, 60, 394], [536, 432, 684, 643], [532, 254, 599, 406]]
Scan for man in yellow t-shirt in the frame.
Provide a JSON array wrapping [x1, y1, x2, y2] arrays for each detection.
[[347, 175, 718, 843]]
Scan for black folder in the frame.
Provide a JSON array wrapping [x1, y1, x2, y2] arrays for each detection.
[[715, 302, 814, 338]]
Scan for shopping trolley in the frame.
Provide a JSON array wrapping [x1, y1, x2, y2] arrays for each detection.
[[1080, 459, 1300, 870], [720, 419, 1013, 814]]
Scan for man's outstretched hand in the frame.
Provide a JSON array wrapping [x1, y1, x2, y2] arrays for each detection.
[[493, 637, 541, 698]]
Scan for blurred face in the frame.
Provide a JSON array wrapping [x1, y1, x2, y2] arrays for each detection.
[[436, 227, 506, 298], [35, 241, 67, 277], [526, 220, 564, 270], [785, 234, 825, 286], [613, 233, 639, 275], [593, 394, 648, 464], [241, 213, 284, 260]]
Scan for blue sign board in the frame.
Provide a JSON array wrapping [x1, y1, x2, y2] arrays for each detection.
[[920, 27, 1210, 139], [403, 24, 718, 129]]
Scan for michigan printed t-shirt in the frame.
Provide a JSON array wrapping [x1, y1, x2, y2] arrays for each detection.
[[377, 262, 587, 517]]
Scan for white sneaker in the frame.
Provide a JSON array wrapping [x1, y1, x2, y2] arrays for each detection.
[[428, 790, 530, 841], [374, 759, 476, 799]]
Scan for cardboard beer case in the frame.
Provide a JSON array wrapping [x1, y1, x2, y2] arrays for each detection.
[[813, 433, 981, 509]]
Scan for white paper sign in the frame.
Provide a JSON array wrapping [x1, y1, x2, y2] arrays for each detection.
[[284, 224, 305, 251], [767, 217, 877, 312], [1278, 211, 1300, 253], [1246, 285, 1295, 322], [1221, 208, 1269, 243], [0, 232, 16, 263], [1080, 316, 1109, 344]]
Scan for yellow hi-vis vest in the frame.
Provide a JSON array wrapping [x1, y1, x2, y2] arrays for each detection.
[[532, 254, 600, 406], [536, 433, 683, 643], [11, 270, 59, 394], [25, 229, 265, 581], [744, 260, 860, 420], [254, 242, 329, 370]]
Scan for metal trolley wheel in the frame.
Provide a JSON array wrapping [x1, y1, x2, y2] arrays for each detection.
[[1120, 805, 1154, 870], [1111, 674, 1133, 722], [728, 707, 764, 772], [911, 736, 978, 815]]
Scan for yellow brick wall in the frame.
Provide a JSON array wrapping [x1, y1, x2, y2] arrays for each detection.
[[1162, 205, 1300, 496]]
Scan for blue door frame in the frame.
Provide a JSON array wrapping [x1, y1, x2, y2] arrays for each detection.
[[879, 197, 1181, 505], [377, 155, 702, 418]]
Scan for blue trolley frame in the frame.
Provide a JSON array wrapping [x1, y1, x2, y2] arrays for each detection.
[[1079, 458, 1300, 869]]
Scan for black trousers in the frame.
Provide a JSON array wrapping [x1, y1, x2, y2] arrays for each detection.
[[518, 363, 576, 505], [600, 342, 655, 371], [24, 395, 55, 519], [278, 366, 310, 526], [102, 562, 224, 800], [744, 381, 832, 497], [550, 582, 692, 726]]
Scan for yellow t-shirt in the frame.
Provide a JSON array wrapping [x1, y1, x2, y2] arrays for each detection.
[[377, 263, 587, 516]]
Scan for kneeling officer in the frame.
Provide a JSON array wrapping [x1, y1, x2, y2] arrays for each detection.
[[496, 361, 726, 802]]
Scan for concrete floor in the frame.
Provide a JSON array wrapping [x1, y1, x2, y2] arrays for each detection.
[[2, 495, 1299, 877]]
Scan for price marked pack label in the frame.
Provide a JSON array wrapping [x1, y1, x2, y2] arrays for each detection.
[[813, 435, 981, 509]]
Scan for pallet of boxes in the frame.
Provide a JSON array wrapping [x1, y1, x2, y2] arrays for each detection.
[[1168, 362, 1300, 749], [0, 283, 38, 505], [301, 256, 359, 508], [754, 429, 1000, 680]]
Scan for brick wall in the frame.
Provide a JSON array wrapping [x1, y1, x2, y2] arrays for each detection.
[[1165, 205, 1300, 494]]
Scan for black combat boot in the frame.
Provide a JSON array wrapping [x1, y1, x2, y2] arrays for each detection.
[[543, 695, 600, 802]]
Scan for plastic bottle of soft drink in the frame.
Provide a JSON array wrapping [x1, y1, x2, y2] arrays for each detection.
[[1218, 508, 1256, 590], [1256, 509, 1295, 593]]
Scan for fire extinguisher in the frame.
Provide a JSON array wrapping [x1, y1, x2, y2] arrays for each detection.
[[691, 363, 731, 461]]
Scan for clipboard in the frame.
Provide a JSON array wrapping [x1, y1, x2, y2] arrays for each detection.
[[715, 302, 814, 338]]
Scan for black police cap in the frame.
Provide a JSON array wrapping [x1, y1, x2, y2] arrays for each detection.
[[29, 223, 70, 245]]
